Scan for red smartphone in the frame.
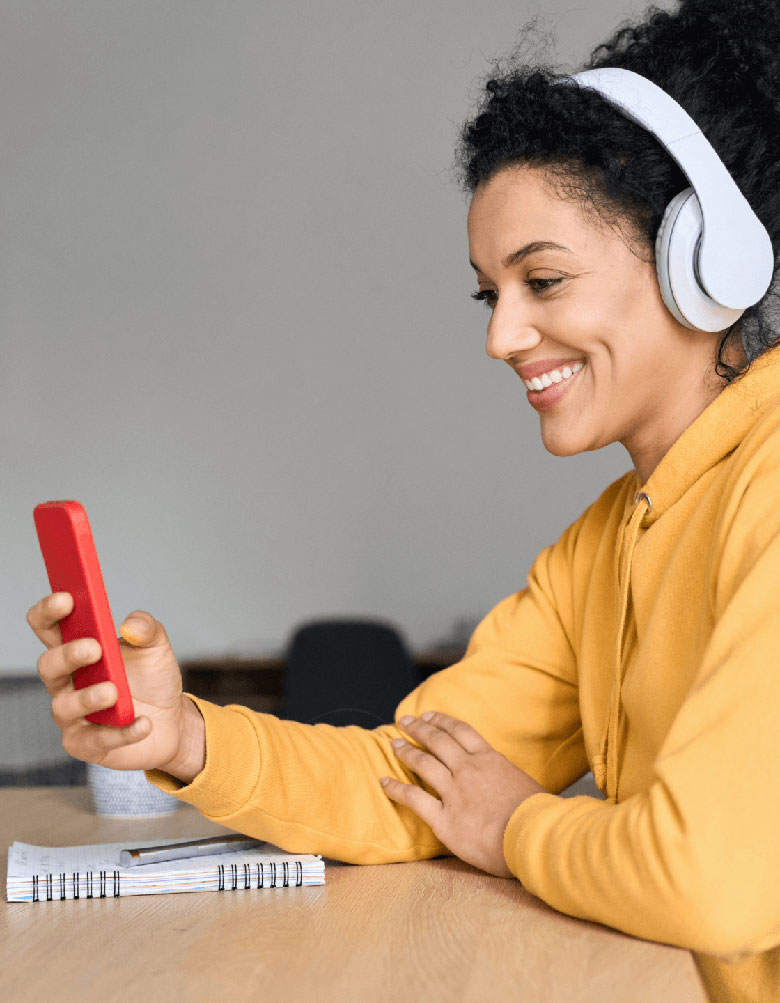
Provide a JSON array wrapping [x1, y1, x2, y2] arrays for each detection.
[[33, 500, 135, 727]]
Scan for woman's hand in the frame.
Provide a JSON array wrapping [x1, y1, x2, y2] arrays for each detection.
[[26, 592, 204, 780], [380, 711, 550, 878]]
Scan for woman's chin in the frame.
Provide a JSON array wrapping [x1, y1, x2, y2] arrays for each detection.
[[539, 427, 590, 458]]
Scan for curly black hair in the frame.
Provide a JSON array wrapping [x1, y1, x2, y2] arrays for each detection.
[[453, 0, 780, 383]]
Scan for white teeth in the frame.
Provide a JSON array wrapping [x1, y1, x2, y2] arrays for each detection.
[[524, 361, 584, 392]]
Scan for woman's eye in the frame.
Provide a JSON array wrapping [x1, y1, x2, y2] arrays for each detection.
[[527, 278, 563, 293], [470, 278, 563, 309]]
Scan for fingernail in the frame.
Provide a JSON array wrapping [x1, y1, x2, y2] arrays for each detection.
[[399, 715, 414, 726], [379, 777, 390, 787], [391, 738, 406, 748], [120, 620, 144, 645], [421, 711, 434, 721]]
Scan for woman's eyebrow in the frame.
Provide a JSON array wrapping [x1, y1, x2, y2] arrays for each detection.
[[469, 240, 573, 273]]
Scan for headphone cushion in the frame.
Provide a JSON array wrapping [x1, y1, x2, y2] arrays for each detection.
[[655, 188, 745, 332]]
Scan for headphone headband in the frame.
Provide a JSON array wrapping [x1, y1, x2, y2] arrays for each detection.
[[556, 68, 773, 319]]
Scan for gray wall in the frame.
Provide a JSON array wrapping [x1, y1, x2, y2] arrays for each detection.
[[1, 0, 657, 672]]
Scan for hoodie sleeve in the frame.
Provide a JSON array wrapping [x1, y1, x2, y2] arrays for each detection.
[[146, 505, 592, 865], [502, 454, 780, 956]]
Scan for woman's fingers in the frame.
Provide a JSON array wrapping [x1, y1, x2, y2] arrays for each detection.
[[26, 592, 73, 650], [418, 712, 490, 753], [51, 680, 117, 729], [391, 737, 452, 793], [380, 775, 442, 831], [390, 710, 493, 797], [61, 715, 151, 763], [38, 636, 101, 696], [397, 712, 488, 766], [397, 715, 464, 768], [49, 674, 152, 763]]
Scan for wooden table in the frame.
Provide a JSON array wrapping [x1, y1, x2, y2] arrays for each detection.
[[0, 787, 707, 1002]]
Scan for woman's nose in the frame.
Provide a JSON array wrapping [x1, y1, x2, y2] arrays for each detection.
[[485, 303, 542, 361]]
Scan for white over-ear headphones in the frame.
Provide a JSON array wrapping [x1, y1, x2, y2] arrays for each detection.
[[556, 68, 775, 332]]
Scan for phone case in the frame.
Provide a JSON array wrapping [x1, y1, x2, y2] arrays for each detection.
[[33, 501, 135, 727]]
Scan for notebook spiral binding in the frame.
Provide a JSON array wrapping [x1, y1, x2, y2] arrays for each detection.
[[32, 870, 122, 901], [217, 860, 304, 891], [29, 860, 306, 900]]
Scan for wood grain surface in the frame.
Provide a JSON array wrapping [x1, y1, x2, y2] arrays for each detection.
[[0, 787, 707, 1002]]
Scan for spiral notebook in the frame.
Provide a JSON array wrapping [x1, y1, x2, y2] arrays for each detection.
[[6, 837, 325, 902]]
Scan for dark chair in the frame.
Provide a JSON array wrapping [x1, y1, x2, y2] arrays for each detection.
[[280, 618, 418, 727]]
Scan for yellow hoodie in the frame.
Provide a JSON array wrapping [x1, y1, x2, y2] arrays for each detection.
[[149, 341, 780, 1003]]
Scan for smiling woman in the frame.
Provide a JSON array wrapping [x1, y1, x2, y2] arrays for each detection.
[[25, 3, 780, 1003]]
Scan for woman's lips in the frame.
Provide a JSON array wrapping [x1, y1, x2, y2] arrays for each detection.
[[525, 362, 586, 411]]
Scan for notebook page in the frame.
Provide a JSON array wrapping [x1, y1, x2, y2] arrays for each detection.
[[9, 837, 272, 875]]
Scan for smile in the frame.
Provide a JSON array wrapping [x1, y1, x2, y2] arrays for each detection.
[[523, 361, 584, 392], [525, 361, 586, 412]]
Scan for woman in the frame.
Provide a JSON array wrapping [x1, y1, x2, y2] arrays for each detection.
[[26, 1, 780, 999]]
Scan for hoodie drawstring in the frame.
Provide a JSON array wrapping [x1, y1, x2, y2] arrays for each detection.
[[593, 491, 651, 803]]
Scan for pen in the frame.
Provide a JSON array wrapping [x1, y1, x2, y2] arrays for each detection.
[[119, 834, 266, 867]]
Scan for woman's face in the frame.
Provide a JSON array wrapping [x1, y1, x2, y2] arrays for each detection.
[[466, 165, 732, 483]]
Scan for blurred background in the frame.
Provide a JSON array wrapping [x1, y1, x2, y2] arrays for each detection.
[[0, 0, 658, 786]]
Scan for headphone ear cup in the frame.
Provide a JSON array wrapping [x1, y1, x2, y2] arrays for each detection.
[[655, 188, 745, 333]]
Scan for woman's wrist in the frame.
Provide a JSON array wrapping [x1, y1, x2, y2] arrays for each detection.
[[159, 694, 206, 783]]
